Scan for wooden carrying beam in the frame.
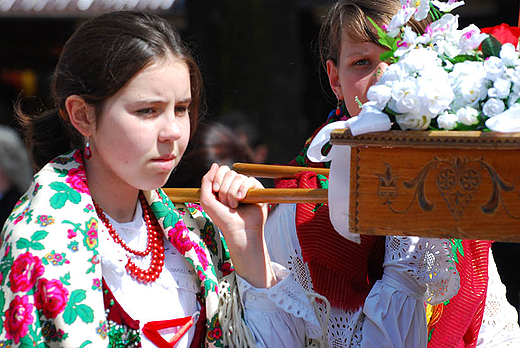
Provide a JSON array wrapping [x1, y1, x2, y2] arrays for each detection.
[[163, 163, 328, 204], [232, 162, 329, 178], [163, 188, 327, 204]]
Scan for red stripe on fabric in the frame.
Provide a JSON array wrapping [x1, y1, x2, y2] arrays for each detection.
[[428, 240, 492, 347], [277, 170, 384, 311]]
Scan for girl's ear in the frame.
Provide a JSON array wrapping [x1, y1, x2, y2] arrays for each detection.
[[326, 59, 344, 101], [65, 95, 96, 136]]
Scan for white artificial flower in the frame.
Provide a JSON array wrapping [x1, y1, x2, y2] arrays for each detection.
[[400, 46, 440, 74], [488, 77, 511, 99], [396, 111, 432, 130], [482, 98, 506, 117], [387, 4, 415, 37], [500, 43, 520, 67], [379, 63, 404, 85], [420, 75, 454, 117], [484, 56, 506, 81], [389, 78, 421, 114], [403, 0, 431, 21], [437, 111, 459, 129], [458, 24, 488, 54], [449, 61, 488, 108], [456, 106, 480, 125], [427, 14, 461, 57], [431, 0, 465, 12], [395, 26, 418, 57], [459, 80, 487, 106], [511, 66, 520, 94], [508, 93, 520, 107], [367, 84, 392, 110]]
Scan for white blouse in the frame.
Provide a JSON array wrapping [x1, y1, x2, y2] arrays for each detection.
[[99, 202, 319, 348], [264, 203, 520, 347]]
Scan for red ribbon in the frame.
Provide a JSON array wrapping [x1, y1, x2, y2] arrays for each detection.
[[142, 312, 199, 347]]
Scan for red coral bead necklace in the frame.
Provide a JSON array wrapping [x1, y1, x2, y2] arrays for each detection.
[[94, 192, 165, 284]]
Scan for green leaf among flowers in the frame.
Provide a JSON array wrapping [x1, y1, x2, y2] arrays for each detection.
[[481, 35, 503, 58], [367, 17, 398, 63]]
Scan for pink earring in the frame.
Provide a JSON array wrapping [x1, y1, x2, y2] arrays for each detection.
[[84, 142, 92, 159]]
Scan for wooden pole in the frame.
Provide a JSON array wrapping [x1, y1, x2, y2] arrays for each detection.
[[232, 162, 329, 178], [163, 188, 328, 204]]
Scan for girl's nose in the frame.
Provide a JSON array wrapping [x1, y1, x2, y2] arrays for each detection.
[[158, 112, 182, 142]]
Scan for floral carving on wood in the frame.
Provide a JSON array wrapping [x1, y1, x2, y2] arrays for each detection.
[[377, 156, 519, 220]]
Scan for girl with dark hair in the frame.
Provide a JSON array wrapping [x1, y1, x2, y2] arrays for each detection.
[[0, 11, 322, 347], [266, 0, 520, 347]]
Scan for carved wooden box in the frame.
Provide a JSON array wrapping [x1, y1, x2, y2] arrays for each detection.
[[329, 130, 520, 242]]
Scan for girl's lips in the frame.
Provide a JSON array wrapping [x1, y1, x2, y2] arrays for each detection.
[[152, 156, 176, 171]]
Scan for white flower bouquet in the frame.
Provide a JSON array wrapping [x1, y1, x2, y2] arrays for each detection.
[[350, 0, 520, 134]]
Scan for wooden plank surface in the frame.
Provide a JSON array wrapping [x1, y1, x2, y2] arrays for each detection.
[[331, 129, 520, 149], [348, 146, 520, 242]]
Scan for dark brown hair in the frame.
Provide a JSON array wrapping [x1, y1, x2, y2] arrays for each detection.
[[17, 11, 203, 170], [319, 0, 432, 68]]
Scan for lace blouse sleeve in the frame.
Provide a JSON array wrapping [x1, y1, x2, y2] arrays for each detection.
[[361, 236, 460, 347], [476, 250, 520, 347]]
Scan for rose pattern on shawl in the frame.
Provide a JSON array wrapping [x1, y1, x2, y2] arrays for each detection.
[[41, 320, 67, 342], [83, 218, 99, 250], [206, 314, 223, 343], [13, 206, 32, 225], [67, 241, 79, 252], [218, 260, 234, 276], [92, 278, 101, 291], [42, 250, 70, 266], [34, 278, 69, 319], [67, 228, 77, 239], [13, 195, 28, 212], [9, 252, 45, 292], [186, 203, 203, 212], [65, 166, 89, 194], [4, 295, 35, 344], [83, 203, 94, 213], [32, 183, 42, 196], [36, 215, 55, 227], [197, 269, 207, 282], [201, 221, 218, 255], [168, 221, 210, 270]]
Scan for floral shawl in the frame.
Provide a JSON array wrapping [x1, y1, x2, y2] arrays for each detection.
[[0, 149, 232, 347]]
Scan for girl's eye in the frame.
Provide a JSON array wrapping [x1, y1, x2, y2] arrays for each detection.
[[175, 105, 189, 117], [136, 107, 156, 116], [353, 59, 370, 66]]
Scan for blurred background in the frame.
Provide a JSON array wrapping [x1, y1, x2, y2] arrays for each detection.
[[0, 0, 518, 166]]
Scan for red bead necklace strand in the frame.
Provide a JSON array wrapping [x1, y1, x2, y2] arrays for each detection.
[[94, 193, 165, 284]]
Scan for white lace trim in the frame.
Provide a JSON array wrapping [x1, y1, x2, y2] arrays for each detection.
[[477, 250, 520, 347], [287, 247, 314, 292], [238, 263, 322, 338], [315, 301, 364, 348], [279, 242, 365, 346], [385, 236, 460, 305]]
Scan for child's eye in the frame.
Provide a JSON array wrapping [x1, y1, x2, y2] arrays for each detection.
[[136, 108, 156, 116], [354, 59, 370, 66], [175, 106, 189, 117]]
